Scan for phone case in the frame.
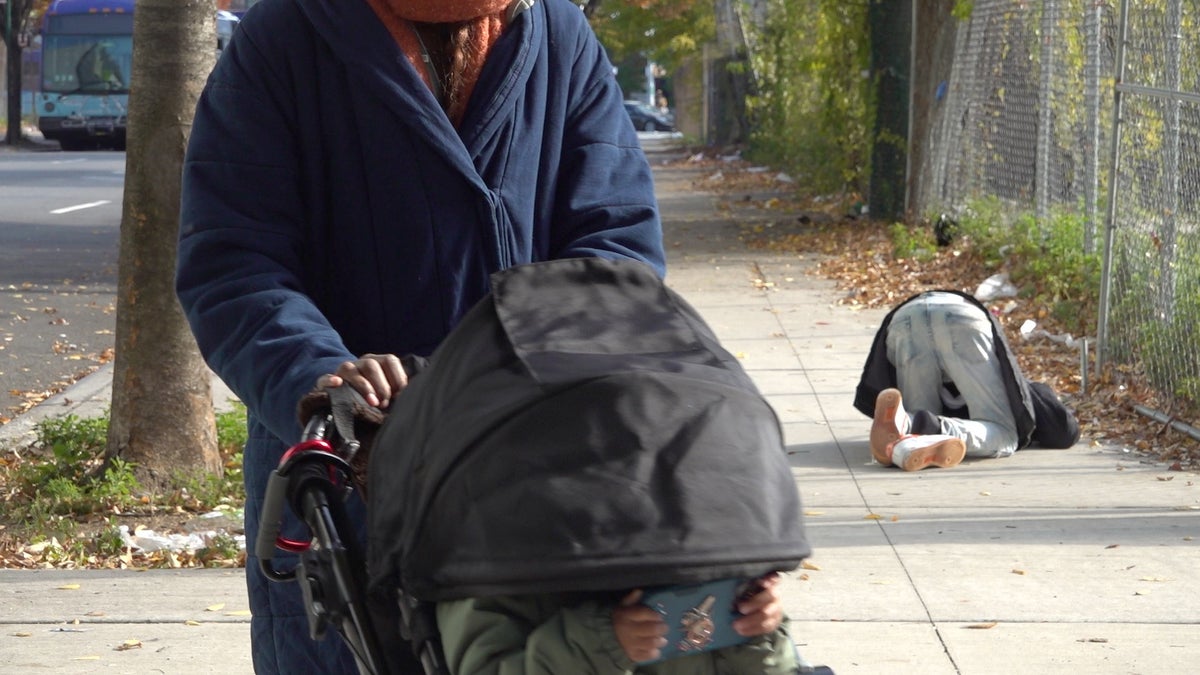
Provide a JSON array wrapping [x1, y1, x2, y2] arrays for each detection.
[[638, 577, 754, 664]]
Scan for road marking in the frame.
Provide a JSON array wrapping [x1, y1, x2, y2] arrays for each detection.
[[51, 200, 112, 214]]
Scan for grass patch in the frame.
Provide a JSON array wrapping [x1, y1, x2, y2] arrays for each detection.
[[1, 403, 249, 568]]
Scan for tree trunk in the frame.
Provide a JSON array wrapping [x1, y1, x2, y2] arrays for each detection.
[[107, 0, 220, 490], [3, 0, 34, 145], [907, 0, 959, 220]]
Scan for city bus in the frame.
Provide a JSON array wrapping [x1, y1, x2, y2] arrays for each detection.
[[36, 0, 239, 151], [37, 0, 135, 150]]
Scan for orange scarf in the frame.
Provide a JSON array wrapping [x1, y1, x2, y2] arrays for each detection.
[[365, 0, 511, 126]]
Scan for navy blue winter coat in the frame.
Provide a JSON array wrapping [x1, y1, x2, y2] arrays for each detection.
[[176, 0, 665, 672]]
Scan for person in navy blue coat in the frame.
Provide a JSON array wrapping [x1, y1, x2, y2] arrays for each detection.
[[176, 1, 665, 672]]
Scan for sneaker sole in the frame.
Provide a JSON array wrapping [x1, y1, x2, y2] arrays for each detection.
[[870, 389, 903, 465], [901, 438, 966, 471]]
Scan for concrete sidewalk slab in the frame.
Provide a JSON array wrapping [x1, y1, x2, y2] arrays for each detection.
[[0, 569, 253, 674], [2, 151, 1198, 673]]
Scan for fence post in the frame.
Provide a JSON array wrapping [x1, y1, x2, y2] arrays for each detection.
[[1083, 1, 1101, 254], [1097, 0, 1131, 379], [1036, 0, 1056, 223], [1159, 0, 1182, 322]]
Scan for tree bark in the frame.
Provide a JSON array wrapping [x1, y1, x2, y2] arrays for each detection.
[[107, 0, 220, 490], [3, 0, 35, 145], [907, 0, 959, 220]]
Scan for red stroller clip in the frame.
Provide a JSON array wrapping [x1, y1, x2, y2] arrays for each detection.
[[254, 411, 394, 674]]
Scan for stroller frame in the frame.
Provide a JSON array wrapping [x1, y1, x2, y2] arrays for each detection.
[[255, 412, 445, 675]]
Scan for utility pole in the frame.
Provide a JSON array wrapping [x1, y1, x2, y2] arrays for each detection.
[[868, 0, 913, 221]]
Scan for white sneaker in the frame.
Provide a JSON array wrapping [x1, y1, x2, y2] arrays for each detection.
[[887, 434, 966, 471], [870, 389, 909, 466]]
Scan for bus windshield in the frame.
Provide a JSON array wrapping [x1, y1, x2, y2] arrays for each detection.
[[41, 11, 134, 95]]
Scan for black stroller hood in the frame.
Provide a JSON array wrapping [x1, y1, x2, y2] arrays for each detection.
[[367, 258, 811, 600]]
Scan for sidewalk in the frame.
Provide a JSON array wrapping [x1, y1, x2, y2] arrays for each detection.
[[2, 143, 1198, 674]]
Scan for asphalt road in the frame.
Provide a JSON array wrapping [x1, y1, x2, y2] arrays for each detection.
[[0, 149, 124, 421]]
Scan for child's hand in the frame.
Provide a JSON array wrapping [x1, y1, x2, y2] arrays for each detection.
[[612, 590, 667, 663], [732, 572, 784, 637]]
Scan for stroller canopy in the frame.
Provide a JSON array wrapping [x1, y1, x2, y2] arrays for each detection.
[[367, 258, 810, 600]]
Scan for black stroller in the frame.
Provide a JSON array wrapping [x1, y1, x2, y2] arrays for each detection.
[[255, 258, 822, 674]]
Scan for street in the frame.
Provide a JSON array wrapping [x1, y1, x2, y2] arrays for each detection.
[[0, 150, 124, 419]]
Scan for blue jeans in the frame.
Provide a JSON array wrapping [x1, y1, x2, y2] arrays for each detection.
[[885, 293, 1018, 458]]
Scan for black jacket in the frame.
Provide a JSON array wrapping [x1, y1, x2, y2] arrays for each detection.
[[853, 290, 1080, 449]]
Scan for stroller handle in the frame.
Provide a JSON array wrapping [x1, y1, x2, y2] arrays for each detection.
[[256, 413, 352, 581]]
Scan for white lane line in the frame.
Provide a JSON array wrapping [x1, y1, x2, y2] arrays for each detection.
[[51, 200, 112, 214]]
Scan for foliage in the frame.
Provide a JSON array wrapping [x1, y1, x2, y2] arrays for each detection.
[[888, 222, 939, 262], [20, 414, 109, 488], [215, 401, 248, 455], [1107, 231, 1200, 408], [742, 0, 872, 197], [4, 404, 248, 536], [952, 1, 975, 21], [950, 197, 1102, 335], [585, 0, 714, 71]]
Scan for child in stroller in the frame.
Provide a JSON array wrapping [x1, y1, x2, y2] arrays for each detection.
[[434, 574, 811, 673], [260, 258, 829, 674]]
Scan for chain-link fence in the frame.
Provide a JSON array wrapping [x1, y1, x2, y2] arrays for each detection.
[[1099, 0, 1200, 422], [919, 0, 1199, 428], [921, 0, 1116, 243]]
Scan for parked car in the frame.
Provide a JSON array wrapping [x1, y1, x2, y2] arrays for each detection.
[[217, 10, 240, 55], [623, 101, 675, 132]]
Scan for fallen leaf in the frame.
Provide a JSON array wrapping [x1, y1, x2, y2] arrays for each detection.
[[803, 510, 825, 516], [800, 560, 821, 571], [864, 513, 883, 520], [205, 603, 226, 612], [1138, 576, 1170, 582], [1105, 544, 1120, 549], [1076, 637, 1109, 643], [224, 610, 252, 617], [1156, 475, 1175, 481], [73, 656, 102, 661], [11, 632, 31, 638], [115, 639, 142, 651], [1011, 569, 1026, 575], [185, 620, 202, 626], [965, 622, 998, 629], [57, 584, 81, 590]]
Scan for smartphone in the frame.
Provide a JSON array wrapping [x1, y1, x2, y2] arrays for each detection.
[[637, 577, 757, 664]]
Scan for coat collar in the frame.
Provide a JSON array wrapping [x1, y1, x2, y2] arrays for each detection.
[[295, 0, 539, 182]]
